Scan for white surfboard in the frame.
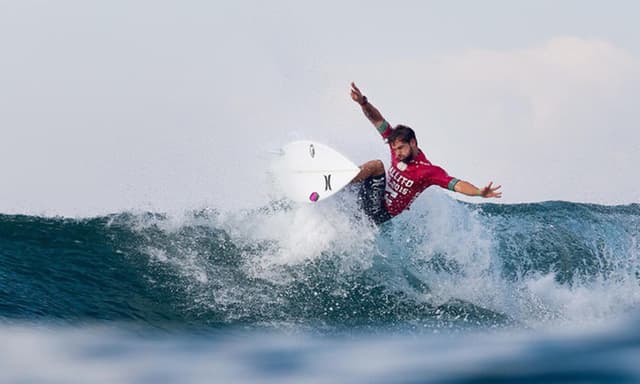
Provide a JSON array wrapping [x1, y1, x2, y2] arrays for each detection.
[[270, 141, 360, 203]]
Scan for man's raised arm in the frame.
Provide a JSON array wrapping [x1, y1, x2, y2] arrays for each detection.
[[351, 82, 385, 128]]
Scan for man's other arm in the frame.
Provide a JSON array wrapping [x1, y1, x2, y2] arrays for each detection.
[[454, 180, 502, 198]]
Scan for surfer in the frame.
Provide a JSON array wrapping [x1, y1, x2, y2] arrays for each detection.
[[349, 82, 502, 224]]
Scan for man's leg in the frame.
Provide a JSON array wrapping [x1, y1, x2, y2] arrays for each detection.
[[353, 160, 392, 224], [351, 160, 385, 184]]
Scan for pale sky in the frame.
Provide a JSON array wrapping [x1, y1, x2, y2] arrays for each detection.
[[1, 1, 639, 216]]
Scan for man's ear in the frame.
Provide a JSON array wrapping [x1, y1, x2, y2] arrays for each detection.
[[410, 138, 417, 147]]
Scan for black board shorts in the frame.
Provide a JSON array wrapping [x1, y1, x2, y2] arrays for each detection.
[[358, 174, 393, 225]]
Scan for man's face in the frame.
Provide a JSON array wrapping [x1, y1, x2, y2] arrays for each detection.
[[390, 139, 417, 162]]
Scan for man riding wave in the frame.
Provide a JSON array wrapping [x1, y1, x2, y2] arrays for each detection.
[[349, 82, 502, 224]]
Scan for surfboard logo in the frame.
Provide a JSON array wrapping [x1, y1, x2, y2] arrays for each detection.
[[309, 144, 315, 158], [324, 174, 332, 191]]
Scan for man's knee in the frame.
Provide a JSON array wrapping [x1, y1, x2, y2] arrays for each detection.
[[369, 160, 385, 176], [361, 159, 384, 172], [353, 159, 385, 184]]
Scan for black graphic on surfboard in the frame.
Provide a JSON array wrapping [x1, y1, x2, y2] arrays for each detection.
[[324, 174, 332, 191]]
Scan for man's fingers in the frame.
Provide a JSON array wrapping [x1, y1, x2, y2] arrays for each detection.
[[351, 82, 361, 93], [481, 182, 502, 198]]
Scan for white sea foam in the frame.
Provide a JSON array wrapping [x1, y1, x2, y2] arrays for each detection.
[[214, 192, 379, 283]]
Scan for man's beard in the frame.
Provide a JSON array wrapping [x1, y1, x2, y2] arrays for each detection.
[[399, 152, 414, 163]]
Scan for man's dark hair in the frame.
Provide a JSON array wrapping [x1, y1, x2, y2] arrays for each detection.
[[387, 125, 416, 144]]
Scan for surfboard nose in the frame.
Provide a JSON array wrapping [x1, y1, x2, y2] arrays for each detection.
[[270, 140, 360, 203]]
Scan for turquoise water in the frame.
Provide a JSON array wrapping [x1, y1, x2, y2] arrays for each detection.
[[1, 193, 639, 382]]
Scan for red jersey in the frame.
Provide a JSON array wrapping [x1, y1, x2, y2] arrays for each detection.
[[378, 121, 459, 217]]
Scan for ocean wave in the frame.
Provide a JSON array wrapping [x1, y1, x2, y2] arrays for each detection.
[[1, 194, 638, 331]]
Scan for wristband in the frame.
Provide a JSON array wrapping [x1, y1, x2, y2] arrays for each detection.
[[360, 96, 368, 106]]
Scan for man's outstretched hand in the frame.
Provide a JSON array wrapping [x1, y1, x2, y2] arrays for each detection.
[[351, 82, 366, 105], [480, 182, 502, 198]]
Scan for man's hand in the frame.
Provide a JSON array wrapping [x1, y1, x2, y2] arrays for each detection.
[[351, 82, 367, 105], [480, 182, 502, 198], [454, 180, 503, 198], [351, 82, 385, 127]]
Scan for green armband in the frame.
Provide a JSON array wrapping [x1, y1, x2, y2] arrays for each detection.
[[376, 121, 389, 135], [448, 178, 459, 191]]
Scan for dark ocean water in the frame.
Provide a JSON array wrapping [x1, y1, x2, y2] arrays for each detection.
[[1, 193, 639, 383]]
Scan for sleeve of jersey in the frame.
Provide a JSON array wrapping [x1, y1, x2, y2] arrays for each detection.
[[376, 120, 393, 140], [426, 165, 460, 191]]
